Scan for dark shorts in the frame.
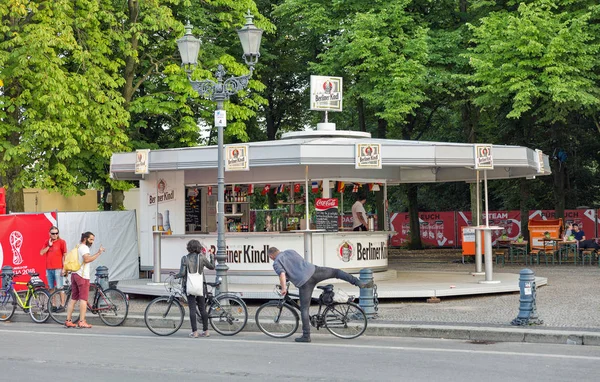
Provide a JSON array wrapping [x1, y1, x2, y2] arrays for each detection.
[[353, 224, 367, 231], [71, 273, 90, 301]]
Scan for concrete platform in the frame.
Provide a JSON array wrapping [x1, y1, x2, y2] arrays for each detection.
[[116, 271, 547, 300]]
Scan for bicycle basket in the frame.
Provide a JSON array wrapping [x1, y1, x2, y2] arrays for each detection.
[[332, 289, 351, 303]]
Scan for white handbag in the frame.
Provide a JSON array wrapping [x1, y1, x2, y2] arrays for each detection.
[[186, 254, 204, 296]]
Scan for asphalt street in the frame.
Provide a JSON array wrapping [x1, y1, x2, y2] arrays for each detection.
[[1, 322, 599, 382]]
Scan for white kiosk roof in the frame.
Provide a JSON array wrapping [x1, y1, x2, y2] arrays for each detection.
[[110, 134, 551, 184]]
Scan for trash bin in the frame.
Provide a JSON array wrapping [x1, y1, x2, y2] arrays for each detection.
[[95, 266, 110, 290], [1, 266, 14, 289]]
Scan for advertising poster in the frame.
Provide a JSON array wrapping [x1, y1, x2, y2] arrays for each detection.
[[315, 198, 339, 232], [457, 211, 522, 246], [0, 212, 57, 290], [389, 212, 456, 247], [528, 209, 596, 238]]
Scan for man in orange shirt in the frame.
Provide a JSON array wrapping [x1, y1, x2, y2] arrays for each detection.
[[40, 226, 67, 312]]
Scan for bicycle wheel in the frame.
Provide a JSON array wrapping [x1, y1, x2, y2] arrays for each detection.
[[0, 290, 17, 321], [255, 301, 299, 338], [97, 288, 129, 326], [28, 289, 51, 323], [324, 302, 367, 339], [207, 294, 248, 336], [144, 296, 184, 336], [48, 289, 75, 324]]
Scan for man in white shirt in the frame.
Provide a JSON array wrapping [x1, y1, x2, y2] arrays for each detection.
[[352, 195, 368, 231], [64, 231, 105, 329]]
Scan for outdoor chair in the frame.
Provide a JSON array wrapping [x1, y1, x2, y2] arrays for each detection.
[[580, 250, 594, 266], [493, 249, 506, 267]]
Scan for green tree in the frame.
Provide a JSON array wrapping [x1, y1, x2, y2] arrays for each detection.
[[0, 0, 129, 212]]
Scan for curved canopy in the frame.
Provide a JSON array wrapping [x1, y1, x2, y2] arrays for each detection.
[[110, 134, 550, 185]]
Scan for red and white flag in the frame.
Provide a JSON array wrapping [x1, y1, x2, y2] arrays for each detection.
[[294, 183, 301, 193], [247, 184, 254, 194], [207, 186, 212, 196], [261, 184, 270, 195]]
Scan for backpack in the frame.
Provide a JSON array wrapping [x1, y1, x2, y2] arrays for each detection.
[[63, 245, 82, 272]]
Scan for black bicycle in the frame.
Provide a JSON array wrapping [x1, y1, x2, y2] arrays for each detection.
[[255, 282, 368, 339], [47, 276, 129, 326], [144, 274, 248, 336]]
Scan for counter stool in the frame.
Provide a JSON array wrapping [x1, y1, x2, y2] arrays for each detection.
[[493, 249, 506, 267], [580, 250, 594, 266]]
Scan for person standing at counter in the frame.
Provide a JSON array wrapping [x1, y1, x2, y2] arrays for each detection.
[[352, 195, 368, 231], [268, 247, 374, 343]]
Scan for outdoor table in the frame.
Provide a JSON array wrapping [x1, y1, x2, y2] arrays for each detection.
[[531, 237, 560, 265], [557, 240, 578, 265], [509, 240, 528, 264]]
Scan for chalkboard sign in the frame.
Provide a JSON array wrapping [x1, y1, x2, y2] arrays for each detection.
[[185, 189, 201, 231], [315, 198, 339, 232]]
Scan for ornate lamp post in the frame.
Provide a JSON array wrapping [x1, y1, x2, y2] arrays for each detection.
[[177, 12, 263, 293]]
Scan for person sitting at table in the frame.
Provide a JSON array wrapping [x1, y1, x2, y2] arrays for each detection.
[[579, 238, 600, 250], [572, 223, 586, 241], [562, 223, 573, 241]]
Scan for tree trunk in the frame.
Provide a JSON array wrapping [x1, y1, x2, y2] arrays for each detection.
[[377, 118, 387, 139], [111, 190, 125, 211], [520, 178, 529, 241], [0, 168, 25, 213], [357, 98, 366, 132], [407, 184, 422, 249]]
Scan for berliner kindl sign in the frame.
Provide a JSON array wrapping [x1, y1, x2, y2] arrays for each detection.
[[310, 76, 343, 112]]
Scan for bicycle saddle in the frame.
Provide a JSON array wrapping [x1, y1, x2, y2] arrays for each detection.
[[205, 280, 222, 288], [317, 284, 334, 292]]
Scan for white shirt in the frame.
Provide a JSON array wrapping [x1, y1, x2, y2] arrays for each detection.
[[352, 201, 367, 229], [76, 244, 92, 280]]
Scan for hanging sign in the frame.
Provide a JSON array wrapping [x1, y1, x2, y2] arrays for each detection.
[[536, 149, 545, 174], [215, 109, 226, 127], [310, 75, 343, 112], [355, 143, 382, 169], [225, 145, 249, 171], [135, 149, 150, 175], [474, 144, 494, 170]]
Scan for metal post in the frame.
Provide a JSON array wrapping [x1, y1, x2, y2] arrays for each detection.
[[215, 98, 228, 295], [479, 227, 500, 284], [474, 228, 484, 275], [359, 268, 376, 318], [511, 268, 543, 326], [303, 231, 313, 264], [152, 231, 162, 283]]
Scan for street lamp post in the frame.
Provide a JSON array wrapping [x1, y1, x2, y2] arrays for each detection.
[[177, 12, 263, 294]]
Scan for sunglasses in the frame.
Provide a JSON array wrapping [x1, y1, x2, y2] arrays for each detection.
[[50, 232, 59, 235]]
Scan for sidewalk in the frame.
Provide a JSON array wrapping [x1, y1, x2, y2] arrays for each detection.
[[5, 250, 600, 345]]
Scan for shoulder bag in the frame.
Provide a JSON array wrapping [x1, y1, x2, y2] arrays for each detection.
[[186, 254, 204, 296]]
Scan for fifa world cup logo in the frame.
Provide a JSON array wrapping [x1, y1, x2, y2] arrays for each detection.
[[10, 231, 23, 265]]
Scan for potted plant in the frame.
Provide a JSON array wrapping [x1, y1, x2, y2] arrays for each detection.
[[568, 234, 575, 241], [517, 235, 524, 243], [544, 231, 551, 239]]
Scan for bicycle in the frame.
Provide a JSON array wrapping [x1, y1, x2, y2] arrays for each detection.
[[255, 282, 368, 339], [0, 272, 51, 323], [47, 275, 129, 326], [144, 274, 248, 336]]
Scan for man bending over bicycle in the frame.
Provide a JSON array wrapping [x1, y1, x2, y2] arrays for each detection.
[[267, 247, 373, 343]]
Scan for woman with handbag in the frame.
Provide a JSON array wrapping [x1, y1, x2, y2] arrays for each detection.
[[175, 239, 215, 338]]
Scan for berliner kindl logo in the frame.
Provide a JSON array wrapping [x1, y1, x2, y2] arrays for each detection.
[[338, 240, 354, 262]]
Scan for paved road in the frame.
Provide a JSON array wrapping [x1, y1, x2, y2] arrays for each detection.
[[1, 322, 600, 382]]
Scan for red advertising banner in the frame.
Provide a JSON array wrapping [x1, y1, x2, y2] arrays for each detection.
[[457, 211, 522, 246], [389, 212, 456, 247], [528, 209, 597, 238], [0, 213, 57, 290]]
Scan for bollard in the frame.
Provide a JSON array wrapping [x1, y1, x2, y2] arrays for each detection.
[[1, 266, 14, 290], [358, 268, 376, 319], [511, 268, 543, 326], [95, 266, 110, 291]]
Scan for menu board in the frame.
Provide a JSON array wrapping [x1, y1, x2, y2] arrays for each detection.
[[185, 189, 201, 231], [315, 198, 339, 232]]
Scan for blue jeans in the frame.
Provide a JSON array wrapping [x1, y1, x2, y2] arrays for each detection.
[[298, 266, 361, 336], [46, 269, 64, 289]]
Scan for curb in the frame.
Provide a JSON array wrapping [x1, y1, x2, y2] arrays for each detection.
[[5, 312, 599, 346]]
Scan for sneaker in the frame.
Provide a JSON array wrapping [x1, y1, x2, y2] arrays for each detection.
[[56, 306, 65, 313], [51, 306, 58, 313], [64, 320, 77, 328], [189, 331, 199, 338], [359, 280, 374, 289], [294, 335, 311, 343], [199, 331, 210, 337], [78, 320, 92, 329]]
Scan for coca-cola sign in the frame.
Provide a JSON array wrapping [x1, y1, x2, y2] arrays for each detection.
[[315, 198, 339, 211], [316, 198, 339, 232]]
